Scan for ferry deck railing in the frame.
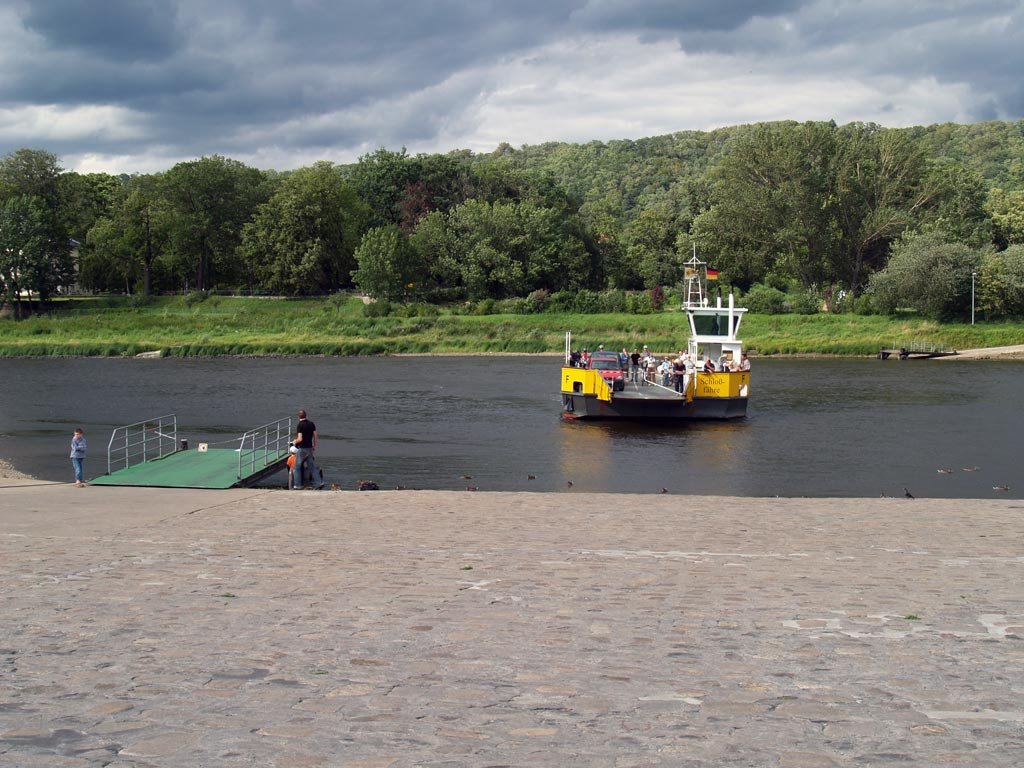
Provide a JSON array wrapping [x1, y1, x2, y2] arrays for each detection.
[[629, 370, 688, 397], [643, 377, 686, 396], [107, 414, 178, 475], [237, 417, 292, 480]]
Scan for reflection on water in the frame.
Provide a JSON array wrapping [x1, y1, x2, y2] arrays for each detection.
[[557, 419, 754, 494], [0, 356, 1020, 498], [557, 422, 615, 489]]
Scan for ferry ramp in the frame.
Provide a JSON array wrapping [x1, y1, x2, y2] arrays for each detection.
[[89, 414, 291, 489]]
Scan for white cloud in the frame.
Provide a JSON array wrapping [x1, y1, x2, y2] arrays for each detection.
[[69, 150, 175, 175], [447, 33, 983, 154], [0, 104, 147, 144]]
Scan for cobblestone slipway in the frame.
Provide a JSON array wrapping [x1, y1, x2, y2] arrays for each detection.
[[1, 481, 1022, 767]]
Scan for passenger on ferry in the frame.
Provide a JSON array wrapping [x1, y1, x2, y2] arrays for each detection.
[[619, 348, 629, 372], [580, 348, 590, 366], [637, 346, 651, 384], [659, 358, 672, 387], [672, 356, 686, 393], [569, 349, 582, 367], [630, 348, 641, 381], [683, 353, 695, 389], [739, 352, 751, 371], [703, 357, 716, 373], [646, 355, 658, 384]]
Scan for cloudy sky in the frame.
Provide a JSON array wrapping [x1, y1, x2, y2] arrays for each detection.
[[1, 0, 1021, 174]]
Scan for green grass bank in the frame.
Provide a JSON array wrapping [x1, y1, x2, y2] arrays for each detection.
[[2, 295, 1022, 357]]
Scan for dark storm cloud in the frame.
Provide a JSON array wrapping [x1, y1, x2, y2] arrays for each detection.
[[2, 0, 593, 160], [0, 0, 1021, 171], [570, 0, 806, 35], [254, 0, 570, 58], [795, 1, 1024, 122], [21, 0, 184, 61], [4, 53, 223, 108]]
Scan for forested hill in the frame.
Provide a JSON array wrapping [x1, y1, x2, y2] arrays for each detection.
[[489, 120, 1024, 224], [483, 128, 737, 222], [3, 119, 1024, 321]]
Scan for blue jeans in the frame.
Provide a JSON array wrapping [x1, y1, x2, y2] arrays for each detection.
[[290, 448, 321, 489], [71, 457, 84, 483]]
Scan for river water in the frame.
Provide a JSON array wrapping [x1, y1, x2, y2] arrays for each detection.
[[0, 356, 1019, 498]]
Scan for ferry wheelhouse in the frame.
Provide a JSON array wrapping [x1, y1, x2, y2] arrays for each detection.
[[560, 258, 750, 421]]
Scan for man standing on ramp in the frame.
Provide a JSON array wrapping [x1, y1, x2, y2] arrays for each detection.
[[290, 409, 324, 490]]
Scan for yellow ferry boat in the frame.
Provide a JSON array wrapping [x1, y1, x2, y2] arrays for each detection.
[[560, 258, 750, 421]]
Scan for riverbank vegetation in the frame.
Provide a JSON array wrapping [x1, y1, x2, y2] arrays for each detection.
[[3, 120, 1024, 344], [1, 295, 1021, 358]]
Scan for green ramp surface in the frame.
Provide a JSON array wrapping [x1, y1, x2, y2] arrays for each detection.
[[92, 448, 258, 489]]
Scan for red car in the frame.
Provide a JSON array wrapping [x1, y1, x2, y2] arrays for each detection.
[[588, 351, 626, 391]]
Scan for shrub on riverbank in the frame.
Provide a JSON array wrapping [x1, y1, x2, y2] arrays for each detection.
[[424, 287, 669, 317]]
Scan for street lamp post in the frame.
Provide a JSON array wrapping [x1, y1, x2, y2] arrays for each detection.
[[971, 271, 977, 325]]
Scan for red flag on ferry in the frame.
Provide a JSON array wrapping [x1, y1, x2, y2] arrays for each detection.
[[706, 268, 719, 280]]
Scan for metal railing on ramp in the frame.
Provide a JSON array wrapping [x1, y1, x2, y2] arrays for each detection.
[[237, 417, 292, 481], [106, 414, 178, 476]]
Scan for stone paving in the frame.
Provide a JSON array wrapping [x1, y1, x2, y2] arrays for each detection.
[[1, 481, 1023, 767]]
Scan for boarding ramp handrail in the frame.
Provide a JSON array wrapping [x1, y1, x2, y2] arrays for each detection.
[[107, 414, 178, 475], [892, 339, 954, 354], [237, 417, 292, 480]]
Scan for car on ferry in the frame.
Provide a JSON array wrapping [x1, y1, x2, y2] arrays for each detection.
[[588, 351, 626, 391]]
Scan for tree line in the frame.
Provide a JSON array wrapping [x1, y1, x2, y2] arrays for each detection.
[[2, 119, 1024, 319]]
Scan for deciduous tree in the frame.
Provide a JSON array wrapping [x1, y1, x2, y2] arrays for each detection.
[[986, 188, 1024, 246], [0, 148, 62, 203], [978, 244, 1024, 317], [83, 175, 168, 295], [57, 171, 122, 243], [693, 121, 837, 289], [240, 162, 368, 295], [868, 229, 981, 319], [411, 199, 592, 300], [348, 148, 412, 229], [625, 198, 685, 289], [831, 126, 942, 290], [160, 156, 269, 291], [0, 195, 71, 315], [0, 149, 73, 310], [351, 225, 423, 301]]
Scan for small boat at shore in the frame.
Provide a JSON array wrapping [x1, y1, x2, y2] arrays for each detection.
[[560, 259, 750, 421]]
